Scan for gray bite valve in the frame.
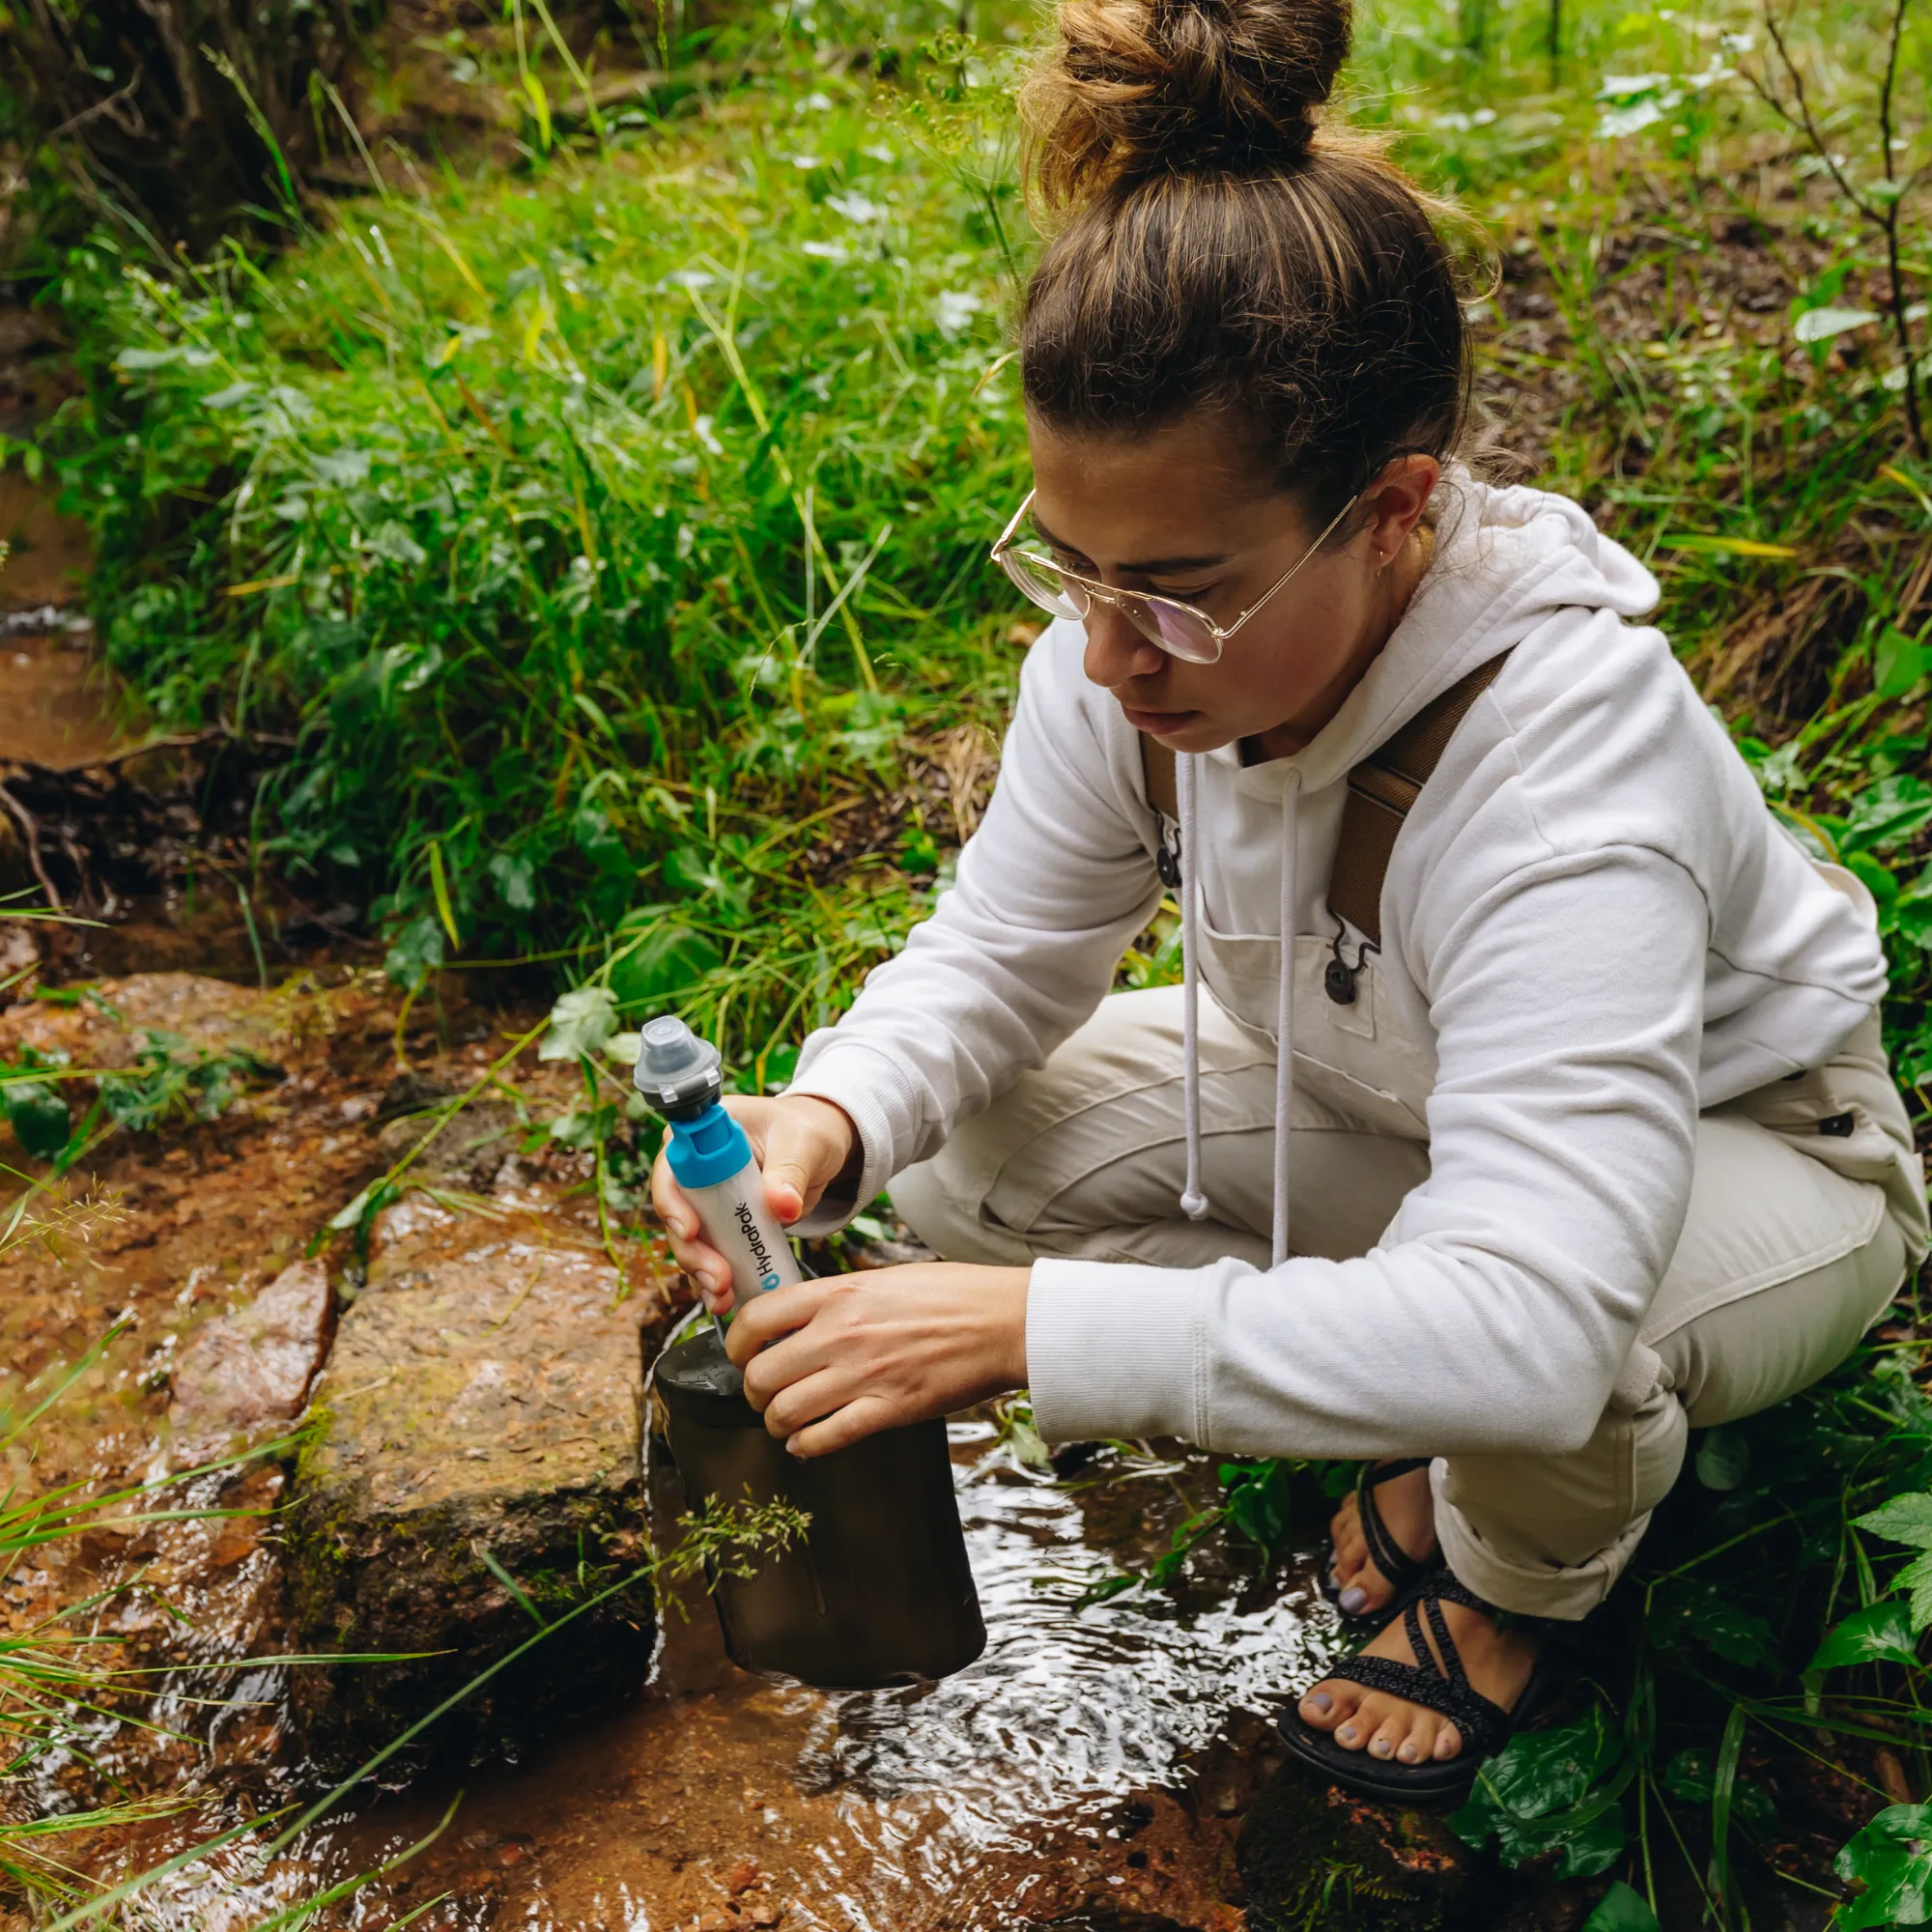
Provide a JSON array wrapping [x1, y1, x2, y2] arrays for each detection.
[[634, 1014, 724, 1120]]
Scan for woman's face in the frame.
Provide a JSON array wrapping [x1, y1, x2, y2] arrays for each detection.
[[1024, 413, 1438, 755]]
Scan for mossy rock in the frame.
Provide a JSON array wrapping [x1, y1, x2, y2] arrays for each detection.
[[288, 1239, 666, 1769], [1236, 1762, 1476, 1932]]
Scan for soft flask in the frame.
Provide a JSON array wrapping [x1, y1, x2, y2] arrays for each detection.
[[639, 1016, 985, 1688]]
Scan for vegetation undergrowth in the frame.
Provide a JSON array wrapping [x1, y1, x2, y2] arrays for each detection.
[[14, 0, 1932, 1922]]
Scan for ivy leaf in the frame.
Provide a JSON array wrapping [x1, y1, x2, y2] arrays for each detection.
[[540, 985, 620, 1063], [1834, 1803, 1932, 1930], [3, 1075, 72, 1161], [1583, 1880, 1661, 1932], [1857, 1493, 1932, 1548], [1806, 1600, 1920, 1673]]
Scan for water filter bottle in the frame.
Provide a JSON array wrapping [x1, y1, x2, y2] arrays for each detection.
[[639, 1015, 985, 1688], [636, 1014, 803, 1319]]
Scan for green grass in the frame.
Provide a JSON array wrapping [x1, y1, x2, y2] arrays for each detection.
[[18, 0, 1932, 1921]]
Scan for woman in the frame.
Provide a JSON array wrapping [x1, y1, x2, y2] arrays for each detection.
[[651, 0, 1928, 1802]]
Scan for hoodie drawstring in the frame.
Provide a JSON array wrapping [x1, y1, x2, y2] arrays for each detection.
[[1174, 753, 1299, 1266], [1271, 770, 1300, 1268], [1178, 750, 1209, 1222]]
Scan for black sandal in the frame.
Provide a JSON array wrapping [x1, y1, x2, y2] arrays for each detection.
[[1320, 1457, 1437, 1628], [1279, 1572, 1565, 1806]]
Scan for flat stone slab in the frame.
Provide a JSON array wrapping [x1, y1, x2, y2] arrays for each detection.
[[169, 1257, 334, 1443], [289, 1236, 663, 1766]]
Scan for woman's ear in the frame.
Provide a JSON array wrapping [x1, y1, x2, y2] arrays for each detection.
[[1360, 453, 1442, 567]]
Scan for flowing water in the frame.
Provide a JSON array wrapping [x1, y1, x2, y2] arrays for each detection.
[[102, 1419, 1333, 1931]]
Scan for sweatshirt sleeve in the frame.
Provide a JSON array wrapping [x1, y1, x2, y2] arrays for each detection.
[[786, 633, 1162, 1229], [1025, 843, 1709, 1458]]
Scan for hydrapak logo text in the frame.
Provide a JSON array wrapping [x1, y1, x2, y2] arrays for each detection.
[[734, 1197, 783, 1292]]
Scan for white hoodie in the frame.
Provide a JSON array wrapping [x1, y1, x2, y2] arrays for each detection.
[[786, 477, 1892, 1459]]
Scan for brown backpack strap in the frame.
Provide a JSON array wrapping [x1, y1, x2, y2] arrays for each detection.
[[1142, 733, 1179, 823], [1136, 651, 1511, 947], [1327, 653, 1511, 948]]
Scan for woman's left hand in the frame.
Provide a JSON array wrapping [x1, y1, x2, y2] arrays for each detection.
[[722, 1264, 1032, 1457]]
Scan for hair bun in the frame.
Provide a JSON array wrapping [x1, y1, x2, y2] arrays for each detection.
[[1023, 0, 1352, 205]]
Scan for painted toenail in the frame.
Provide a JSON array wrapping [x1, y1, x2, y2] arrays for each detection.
[[1338, 1586, 1369, 1613], [1398, 1743, 1418, 1762], [1339, 1726, 1357, 1744], [1370, 1739, 1392, 1757], [1310, 1691, 1332, 1712]]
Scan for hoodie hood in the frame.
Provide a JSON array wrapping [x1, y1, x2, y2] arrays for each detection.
[[1173, 472, 1662, 1263], [1214, 471, 1662, 798]]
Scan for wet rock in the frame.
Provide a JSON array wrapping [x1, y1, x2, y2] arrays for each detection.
[[375, 1097, 523, 1193], [0, 969, 290, 1071], [168, 1257, 335, 1435], [1236, 1765, 1476, 1931], [288, 1237, 664, 1767]]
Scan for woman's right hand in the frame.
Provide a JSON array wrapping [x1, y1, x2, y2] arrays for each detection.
[[649, 1094, 859, 1318]]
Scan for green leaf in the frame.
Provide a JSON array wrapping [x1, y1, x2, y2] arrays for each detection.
[[609, 913, 725, 1010], [1794, 304, 1884, 343], [1899, 1550, 1932, 1634], [1847, 850, 1900, 922], [1807, 1600, 1920, 1672], [1650, 1577, 1779, 1669], [1857, 1492, 1932, 1549], [489, 851, 537, 913], [1834, 1803, 1932, 1929], [1876, 626, 1928, 697], [1842, 777, 1932, 855], [1451, 1712, 1629, 1877], [3, 1076, 72, 1161], [1583, 1880, 1660, 1932], [384, 914, 445, 992], [540, 985, 620, 1063], [1695, 1425, 1750, 1492]]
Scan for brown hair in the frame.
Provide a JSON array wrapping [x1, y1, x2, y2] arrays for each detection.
[[1018, 0, 1469, 527]]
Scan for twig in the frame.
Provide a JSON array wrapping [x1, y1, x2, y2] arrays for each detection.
[[0, 780, 63, 911], [1753, 0, 1926, 454]]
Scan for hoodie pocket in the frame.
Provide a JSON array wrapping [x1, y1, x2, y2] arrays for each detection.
[[1196, 916, 1435, 1141]]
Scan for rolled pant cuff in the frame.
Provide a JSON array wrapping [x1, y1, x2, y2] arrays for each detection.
[[1432, 1467, 1652, 1623]]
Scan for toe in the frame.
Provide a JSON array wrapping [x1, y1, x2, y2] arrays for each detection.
[[1297, 1678, 1359, 1732], [1433, 1719, 1463, 1762], [1396, 1709, 1439, 1764], [1366, 1707, 1411, 1761], [1334, 1691, 1391, 1752]]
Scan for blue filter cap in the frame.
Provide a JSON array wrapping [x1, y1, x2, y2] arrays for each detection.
[[664, 1103, 755, 1190]]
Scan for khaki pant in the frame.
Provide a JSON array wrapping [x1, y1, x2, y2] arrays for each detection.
[[894, 986, 1927, 1619]]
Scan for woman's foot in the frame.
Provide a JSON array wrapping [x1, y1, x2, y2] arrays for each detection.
[[1326, 1461, 1438, 1616], [1296, 1594, 1544, 1764]]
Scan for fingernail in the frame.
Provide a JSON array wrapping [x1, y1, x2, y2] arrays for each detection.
[[1308, 1691, 1332, 1713], [697, 1268, 722, 1294], [1339, 1586, 1369, 1614]]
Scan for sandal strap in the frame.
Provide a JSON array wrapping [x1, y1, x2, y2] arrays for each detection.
[[1322, 1571, 1517, 1756], [1353, 1459, 1435, 1596], [1322, 1652, 1511, 1757]]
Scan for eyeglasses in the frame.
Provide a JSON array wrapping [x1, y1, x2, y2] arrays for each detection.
[[988, 488, 1360, 666]]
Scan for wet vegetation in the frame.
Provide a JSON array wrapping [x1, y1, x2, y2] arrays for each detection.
[[10, 0, 1932, 1923]]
